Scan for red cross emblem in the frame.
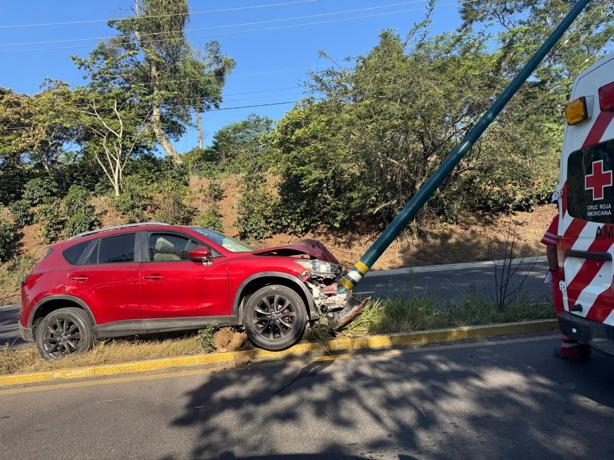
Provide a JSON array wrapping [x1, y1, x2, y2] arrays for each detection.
[[585, 160, 613, 201]]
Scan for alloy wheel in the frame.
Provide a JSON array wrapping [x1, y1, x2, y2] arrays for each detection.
[[252, 294, 297, 340], [42, 317, 82, 358]]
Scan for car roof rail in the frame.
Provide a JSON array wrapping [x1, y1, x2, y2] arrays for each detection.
[[68, 222, 170, 240]]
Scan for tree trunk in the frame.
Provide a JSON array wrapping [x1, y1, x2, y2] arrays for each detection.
[[151, 103, 181, 162], [149, 52, 182, 162], [196, 109, 204, 149]]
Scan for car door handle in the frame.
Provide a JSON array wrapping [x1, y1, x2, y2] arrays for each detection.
[[70, 275, 89, 282], [143, 274, 163, 280]]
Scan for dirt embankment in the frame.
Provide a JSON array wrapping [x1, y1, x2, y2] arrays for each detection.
[[0, 175, 555, 303]]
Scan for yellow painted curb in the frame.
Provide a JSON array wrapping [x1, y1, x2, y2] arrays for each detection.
[[0, 319, 557, 388]]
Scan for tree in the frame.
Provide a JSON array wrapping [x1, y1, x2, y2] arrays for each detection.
[[73, 0, 234, 161], [271, 1, 610, 233], [209, 114, 274, 163], [76, 90, 152, 196]]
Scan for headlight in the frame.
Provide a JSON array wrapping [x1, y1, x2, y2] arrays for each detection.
[[296, 259, 339, 275]]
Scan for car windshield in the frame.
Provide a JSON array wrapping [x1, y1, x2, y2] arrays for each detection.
[[192, 228, 254, 253]]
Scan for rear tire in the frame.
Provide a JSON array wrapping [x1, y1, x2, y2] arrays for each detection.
[[243, 285, 307, 351], [35, 307, 95, 360]]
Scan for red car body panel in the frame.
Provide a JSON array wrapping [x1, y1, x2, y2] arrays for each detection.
[[251, 239, 340, 265], [66, 263, 141, 324], [19, 224, 331, 336], [139, 258, 230, 318]]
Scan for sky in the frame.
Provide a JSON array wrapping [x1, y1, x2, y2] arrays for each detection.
[[0, 0, 465, 151]]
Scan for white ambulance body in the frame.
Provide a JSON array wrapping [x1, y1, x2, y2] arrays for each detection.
[[557, 52, 614, 354]]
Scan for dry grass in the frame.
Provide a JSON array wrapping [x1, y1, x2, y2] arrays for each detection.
[[0, 335, 205, 375]]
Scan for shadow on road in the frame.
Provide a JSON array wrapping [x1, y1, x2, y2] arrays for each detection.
[[168, 339, 614, 459]]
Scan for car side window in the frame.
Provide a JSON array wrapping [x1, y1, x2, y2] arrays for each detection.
[[94, 233, 136, 264], [62, 241, 90, 265], [148, 233, 198, 262]]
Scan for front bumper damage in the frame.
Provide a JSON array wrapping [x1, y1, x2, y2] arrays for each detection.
[[299, 265, 369, 330], [299, 269, 350, 315]]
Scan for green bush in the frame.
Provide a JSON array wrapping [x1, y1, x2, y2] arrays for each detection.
[[197, 324, 217, 353], [194, 205, 224, 233], [36, 202, 66, 244], [35, 186, 99, 242], [235, 172, 277, 240], [8, 199, 33, 227], [0, 219, 16, 262], [154, 181, 196, 225], [65, 211, 99, 238], [207, 181, 224, 202], [111, 177, 154, 223], [21, 177, 59, 207], [63, 185, 92, 216], [124, 156, 190, 187]]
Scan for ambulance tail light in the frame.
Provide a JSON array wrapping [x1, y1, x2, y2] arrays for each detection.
[[565, 96, 588, 125], [599, 81, 614, 112]]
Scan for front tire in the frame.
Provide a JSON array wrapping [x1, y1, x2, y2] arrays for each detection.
[[243, 285, 307, 351], [35, 307, 95, 360]]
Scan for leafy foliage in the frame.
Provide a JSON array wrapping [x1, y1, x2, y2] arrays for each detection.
[[111, 176, 155, 223], [209, 115, 274, 165], [72, 0, 234, 160], [197, 324, 218, 353], [62, 186, 100, 238], [194, 205, 224, 233], [236, 172, 277, 240], [206, 181, 224, 202], [8, 199, 33, 227], [0, 219, 15, 262], [271, 6, 611, 232], [35, 202, 66, 244], [21, 177, 60, 207], [154, 181, 196, 225], [35, 186, 99, 243]]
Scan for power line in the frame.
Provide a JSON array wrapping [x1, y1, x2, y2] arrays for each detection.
[[204, 100, 302, 112], [0, 2, 448, 54], [0, 0, 320, 29], [0, 100, 305, 132], [0, 0, 432, 47]]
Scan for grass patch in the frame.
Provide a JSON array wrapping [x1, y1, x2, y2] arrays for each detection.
[[0, 334, 206, 376], [346, 296, 554, 335]]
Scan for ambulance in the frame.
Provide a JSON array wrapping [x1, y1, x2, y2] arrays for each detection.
[[557, 52, 614, 355]]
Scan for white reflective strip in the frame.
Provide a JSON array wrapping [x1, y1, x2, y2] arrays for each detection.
[[572, 264, 611, 318], [600, 118, 614, 143], [603, 309, 614, 327], [568, 244, 614, 318], [560, 211, 573, 236], [564, 222, 600, 283], [572, 221, 599, 251], [347, 270, 362, 283]]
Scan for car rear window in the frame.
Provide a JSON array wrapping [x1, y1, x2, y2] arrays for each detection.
[[82, 233, 136, 265], [62, 241, 89, 265], [567, 139, 614, 223]]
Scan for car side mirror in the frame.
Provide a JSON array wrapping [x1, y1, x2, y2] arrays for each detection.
[[188, 246, 212, 264]]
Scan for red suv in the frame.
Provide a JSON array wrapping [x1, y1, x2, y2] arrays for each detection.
[[19, 223, 347, 359]]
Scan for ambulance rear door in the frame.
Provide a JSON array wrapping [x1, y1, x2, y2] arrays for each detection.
[[559, 53, 614, 325]]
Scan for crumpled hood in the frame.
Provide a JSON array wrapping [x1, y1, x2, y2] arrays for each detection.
[[252, 239, 340, 265]]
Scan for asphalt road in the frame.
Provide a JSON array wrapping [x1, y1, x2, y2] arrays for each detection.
[[356, 256, 550, 303], [0, 258, 551, 347], [1, 335, 613, 459]]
